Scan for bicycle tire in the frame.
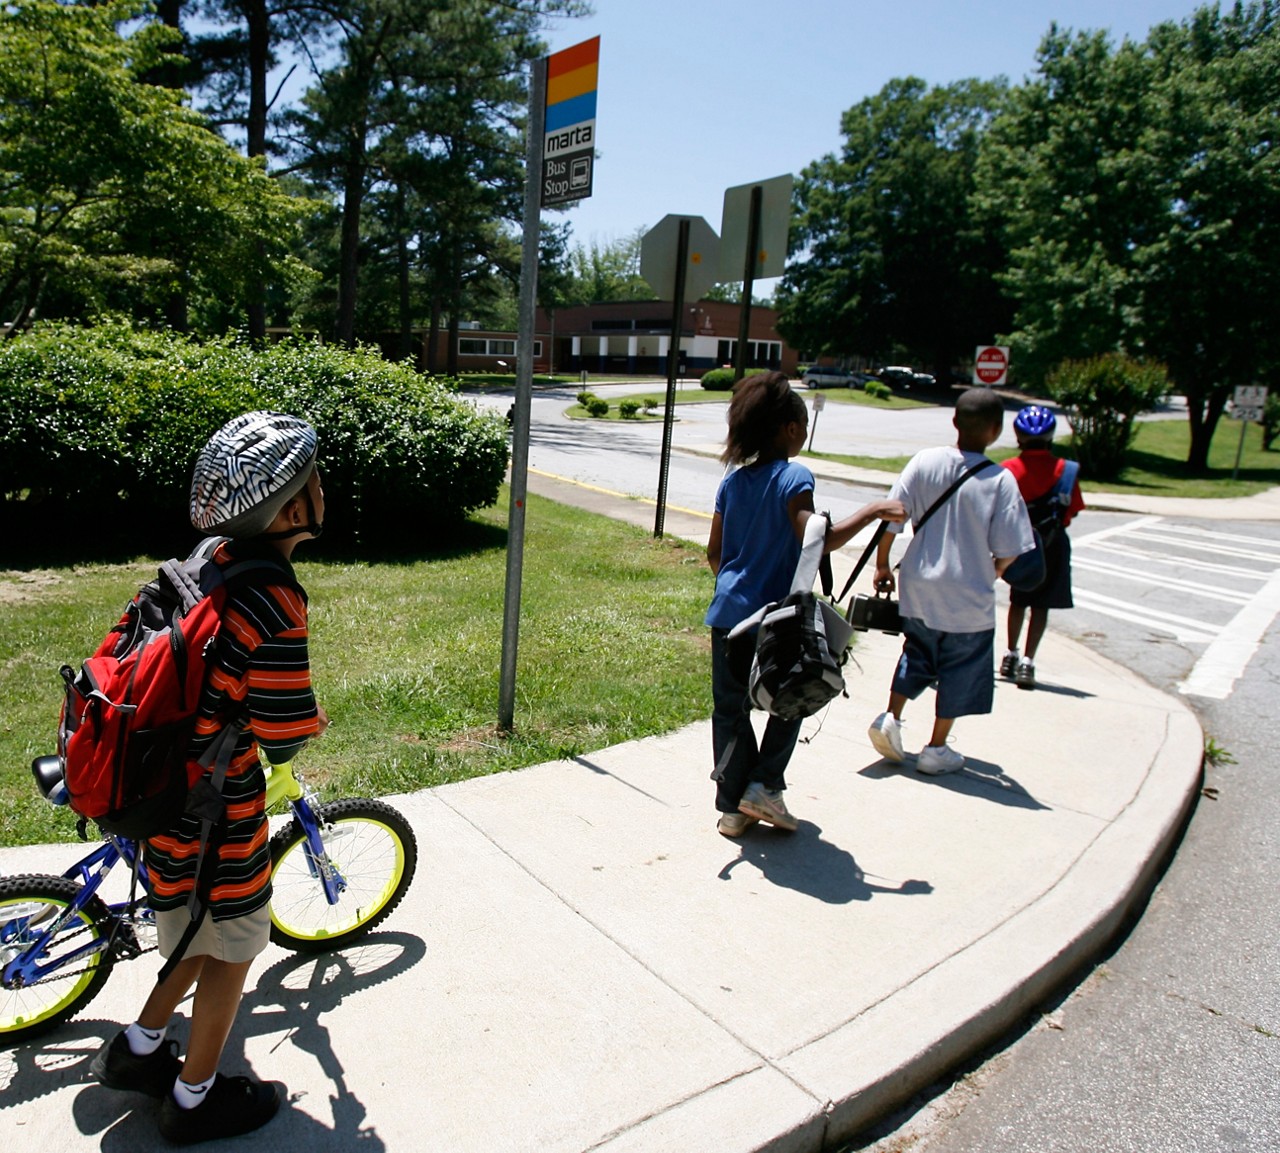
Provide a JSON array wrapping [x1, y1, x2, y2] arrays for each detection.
[[268, 798, 417, 954], [0, 874, 114, 1044]]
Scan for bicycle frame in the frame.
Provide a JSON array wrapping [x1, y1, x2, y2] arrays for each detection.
[[2, 762, 341, 992]]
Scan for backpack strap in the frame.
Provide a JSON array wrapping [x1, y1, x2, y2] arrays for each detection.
[[154, 718, 243, 986], [1055, 460, 1080, 505]]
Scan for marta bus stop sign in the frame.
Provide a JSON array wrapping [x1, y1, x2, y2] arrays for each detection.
[[542, 37, 599, 207], [974, 345, 1010, 386]]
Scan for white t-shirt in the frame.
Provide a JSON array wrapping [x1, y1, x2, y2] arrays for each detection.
[[887, 446, 1034, 633]]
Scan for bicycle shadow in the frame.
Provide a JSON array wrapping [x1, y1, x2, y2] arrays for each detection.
[[4, 931, 424, 1150], [717, 820, 933, 904]]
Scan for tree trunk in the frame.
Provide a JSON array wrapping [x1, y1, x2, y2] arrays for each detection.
[[1186, 384, 1227, 473], [244, 0, 270, 342], [426, 295, 441, 374], [396, 191, 412, 361], [335, 149, 366, 346]]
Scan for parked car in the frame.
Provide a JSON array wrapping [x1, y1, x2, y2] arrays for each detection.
[[879, 366, 916, 387], [912, 372, 937, 387], [802, 364, 856, 388]]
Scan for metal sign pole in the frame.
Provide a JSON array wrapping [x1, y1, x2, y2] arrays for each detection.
[[732, 184, 763, 383], [654, 218, 690, 538], [1233, 412, 1248, 481], [498, 56, 547, 733]]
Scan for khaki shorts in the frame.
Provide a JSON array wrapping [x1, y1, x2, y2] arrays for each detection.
[[155, 903, 270, 964]]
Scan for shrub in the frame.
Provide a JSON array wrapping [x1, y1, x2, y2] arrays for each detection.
[[577, 390, 596, 406], [619, 399, 640, 419], [1045, 354, 1168, 480], [864, 380, 892, 400], [700, 368, 736, 391], [1263, 392, 1280, 452], [640, 396, 660, 414], [0, 320, 508, 552]]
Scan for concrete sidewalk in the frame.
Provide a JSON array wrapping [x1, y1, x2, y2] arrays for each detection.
[[1, 632, 1202, 1151]]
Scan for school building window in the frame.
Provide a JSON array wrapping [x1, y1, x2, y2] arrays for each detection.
[[457, 338, 536, 356], [715, 340, 782, 368]]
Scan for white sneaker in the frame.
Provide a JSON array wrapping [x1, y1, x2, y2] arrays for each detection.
[[917, 744, 965, 775], [868, 712, 905, 763]]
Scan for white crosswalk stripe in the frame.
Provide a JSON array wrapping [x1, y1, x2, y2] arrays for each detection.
[[1071, 513, 1280, 698]]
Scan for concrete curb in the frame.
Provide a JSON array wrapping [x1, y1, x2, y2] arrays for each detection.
[[801, 637, 1205, 1147]]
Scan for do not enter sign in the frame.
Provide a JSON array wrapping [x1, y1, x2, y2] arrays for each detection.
[[974, 345, 1010, 386]]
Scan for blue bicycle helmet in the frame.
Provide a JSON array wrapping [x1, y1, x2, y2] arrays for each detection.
[[1013, 405, 1056, 439]]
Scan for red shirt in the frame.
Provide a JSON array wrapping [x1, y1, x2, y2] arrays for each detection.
[[1001, 449, 1085, 527]]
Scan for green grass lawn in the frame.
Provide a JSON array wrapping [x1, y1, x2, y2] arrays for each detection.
[[807, 414, 1280, 498], [0, 491, 716, 847], [566, 383, 932, 421]]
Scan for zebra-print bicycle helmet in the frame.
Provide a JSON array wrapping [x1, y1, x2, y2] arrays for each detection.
[[190, 411, 318, 538]]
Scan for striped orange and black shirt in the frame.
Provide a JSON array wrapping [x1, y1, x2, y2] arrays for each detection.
[[144, 541, 319, 921]]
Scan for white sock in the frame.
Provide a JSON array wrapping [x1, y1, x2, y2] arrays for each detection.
[[124, 1022, 164, 1056], [172, 1072, 216, 1110]]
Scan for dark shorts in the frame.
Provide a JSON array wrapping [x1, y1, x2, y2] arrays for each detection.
[[892, 619, 995, 718], [1011, 532, 1073, 610]]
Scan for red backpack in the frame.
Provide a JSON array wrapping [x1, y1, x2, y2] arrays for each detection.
[[58, 540, 280, 839]]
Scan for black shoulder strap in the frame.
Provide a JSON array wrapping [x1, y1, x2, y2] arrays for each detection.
[[834, 458, 996, 605]]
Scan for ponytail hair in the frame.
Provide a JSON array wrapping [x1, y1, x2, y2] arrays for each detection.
[[721, 371, 806, 465]]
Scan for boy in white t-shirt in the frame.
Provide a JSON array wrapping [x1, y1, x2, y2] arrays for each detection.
[[867, 388, 1033, 774]]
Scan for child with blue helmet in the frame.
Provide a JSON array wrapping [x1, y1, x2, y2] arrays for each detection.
[[1000, 405, 1086, 688]]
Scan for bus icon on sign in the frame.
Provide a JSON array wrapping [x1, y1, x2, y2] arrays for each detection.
[[570, 156, 591, 190]]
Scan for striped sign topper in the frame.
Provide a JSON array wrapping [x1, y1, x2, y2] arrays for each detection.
[[542, 36, 599, 206]]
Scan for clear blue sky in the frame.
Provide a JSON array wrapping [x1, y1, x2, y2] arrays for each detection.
[[538, 0, 1208, 285]]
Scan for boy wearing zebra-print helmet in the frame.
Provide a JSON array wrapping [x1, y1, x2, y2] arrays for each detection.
[[91, 411, 329, 1143]]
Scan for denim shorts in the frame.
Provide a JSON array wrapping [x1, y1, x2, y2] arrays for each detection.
[[892, 619, 995, 718]]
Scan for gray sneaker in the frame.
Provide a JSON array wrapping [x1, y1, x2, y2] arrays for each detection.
[[738, 782, 798, 832], [868, 712, 905, 763], [717, 811, 757, 838], [1016, 658, 1036, 690]]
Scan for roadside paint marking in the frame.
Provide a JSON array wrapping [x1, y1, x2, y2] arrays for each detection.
[[1070, 515, 1165, 548], [1071, 588, 1221, 643], [1081, 541, 1274, 582], [528, 468, 713, 520], [1141, 522, 1280, 552], [1178, 568, 1280, 699], [1071, 558, 1253, 605], [1125, 530, 1280, 564]]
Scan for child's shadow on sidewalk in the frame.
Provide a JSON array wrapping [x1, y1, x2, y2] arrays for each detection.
[[860, 759, 1050, 811], [718, 822, 932, 905]]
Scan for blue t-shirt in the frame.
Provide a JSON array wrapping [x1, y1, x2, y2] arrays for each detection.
[[705, 458, 814, 629]]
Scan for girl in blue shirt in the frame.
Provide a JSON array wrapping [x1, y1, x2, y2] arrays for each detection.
[[706, 372, 904, 836]]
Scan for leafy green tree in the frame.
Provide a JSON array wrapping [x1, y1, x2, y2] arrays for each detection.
[[1046, 353, 1169, 479], [978, 4, 1280, 471], [283, 0, 586, 347], [0, 0, 304, 333], [777, 77, 1011, 375], [559, 229, 656, 305]]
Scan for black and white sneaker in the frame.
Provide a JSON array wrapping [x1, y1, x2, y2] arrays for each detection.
[[158, 1073, 284, 1145], [90, 1031, 181, 1098]]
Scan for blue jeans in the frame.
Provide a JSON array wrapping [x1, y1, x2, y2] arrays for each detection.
[[710, 627, 802, 813]]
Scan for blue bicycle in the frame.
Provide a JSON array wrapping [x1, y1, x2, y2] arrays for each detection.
[[1, 756, 417, 1044]]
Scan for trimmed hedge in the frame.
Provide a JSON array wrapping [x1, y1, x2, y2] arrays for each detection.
[[0, 321, 509, 553], [699, 368, 736, 391]]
